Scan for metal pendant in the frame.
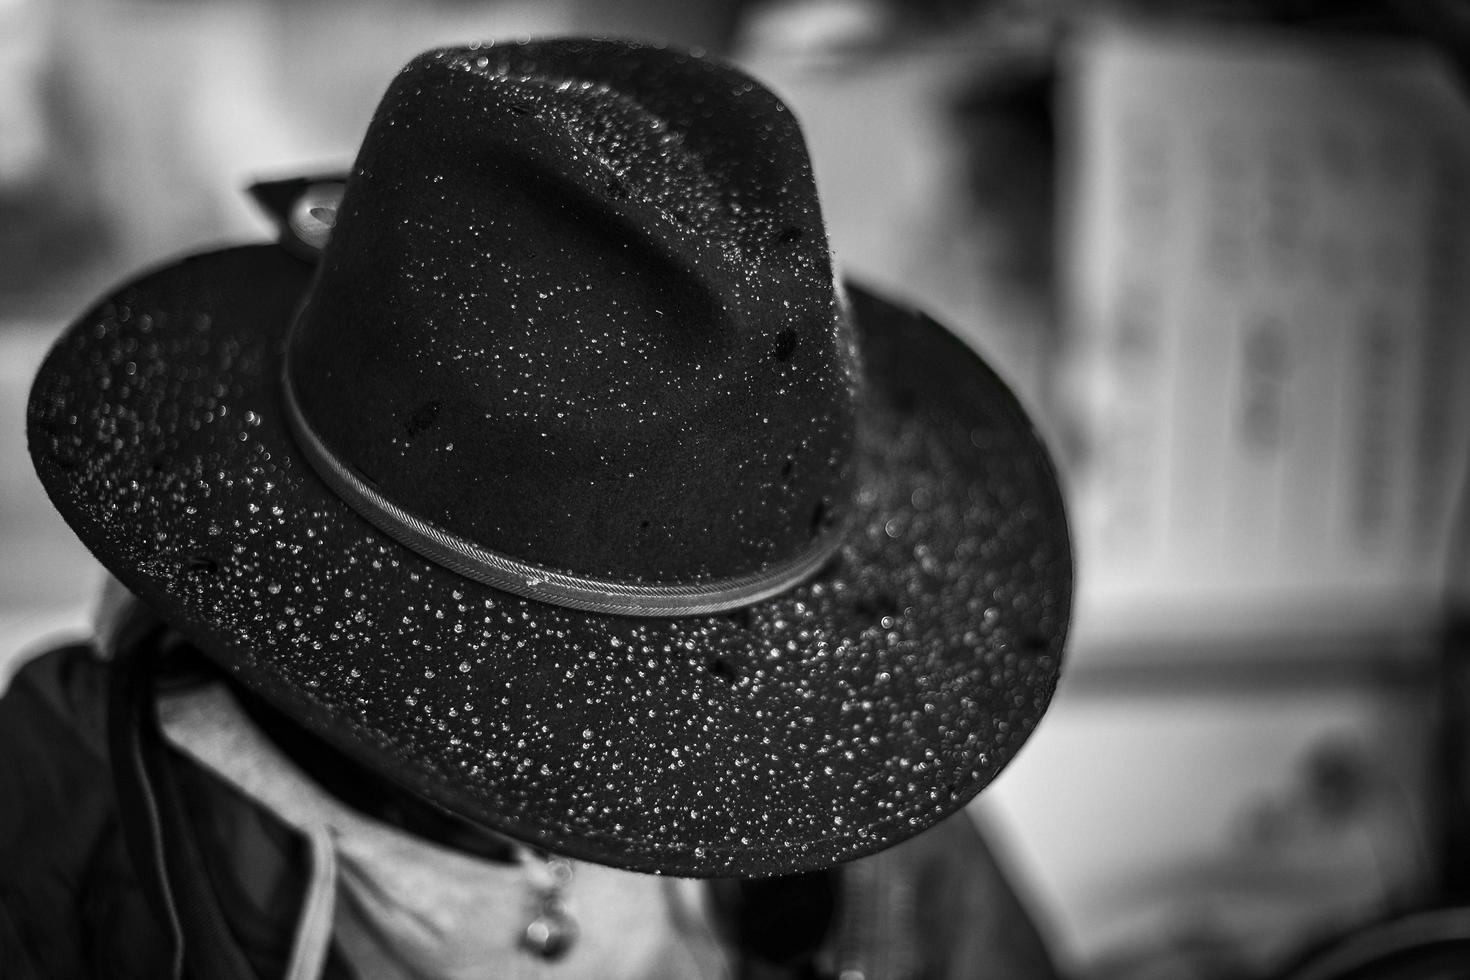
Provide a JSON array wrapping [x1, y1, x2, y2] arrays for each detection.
[[521, 897, 578, 960]]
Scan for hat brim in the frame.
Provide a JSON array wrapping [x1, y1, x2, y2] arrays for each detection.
[[28, 243, 1070, 877]]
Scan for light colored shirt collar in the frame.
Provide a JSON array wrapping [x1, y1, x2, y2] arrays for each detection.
[[157, 682, 732, 980]]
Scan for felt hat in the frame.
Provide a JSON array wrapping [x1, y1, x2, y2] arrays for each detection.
[[28, 38, 1071, 877]]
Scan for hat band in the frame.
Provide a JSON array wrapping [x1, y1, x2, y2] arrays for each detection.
[[280, 371, 843, 617]]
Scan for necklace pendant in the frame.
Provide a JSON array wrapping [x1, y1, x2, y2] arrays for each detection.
[[521, 898, 578, 960]]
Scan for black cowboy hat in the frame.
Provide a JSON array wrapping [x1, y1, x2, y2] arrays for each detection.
[[27, 38, 1071, 877]]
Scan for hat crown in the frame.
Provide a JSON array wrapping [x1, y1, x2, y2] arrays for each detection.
[[287, 41, 857, 588]]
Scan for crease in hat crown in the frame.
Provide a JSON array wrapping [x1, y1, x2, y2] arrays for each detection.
[[282, 40, 860, 614]]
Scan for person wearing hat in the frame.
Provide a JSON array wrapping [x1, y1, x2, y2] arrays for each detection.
[[2, 39, 1072, 979]]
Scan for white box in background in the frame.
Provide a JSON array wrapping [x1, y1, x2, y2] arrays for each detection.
[[980, 24, 1462, 974], [1059, 22, 1470, 653]]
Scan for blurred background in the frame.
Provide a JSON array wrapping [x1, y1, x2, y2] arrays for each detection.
[[4, 0, 1470, 976]]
